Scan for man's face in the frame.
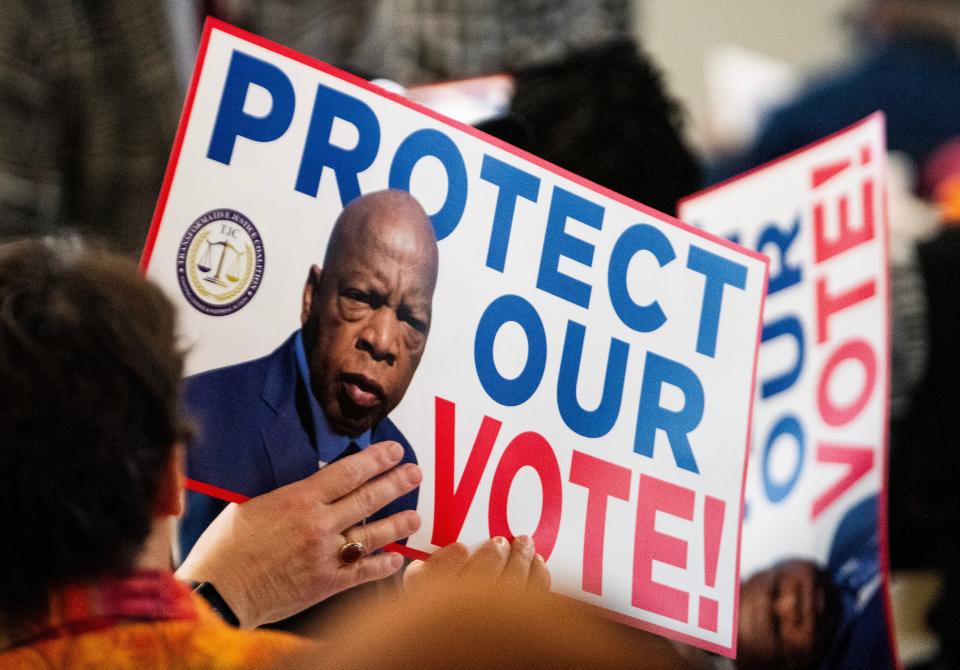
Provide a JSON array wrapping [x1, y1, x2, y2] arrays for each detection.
[[302, 212, 436, 437], [736, 559, 837, 670]]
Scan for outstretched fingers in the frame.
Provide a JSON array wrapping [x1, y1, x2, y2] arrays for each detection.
[[330, 462, 422, 530], [308, 440, 406, 505], [342, 510, 421, 555], [339, 551, 406, 591]]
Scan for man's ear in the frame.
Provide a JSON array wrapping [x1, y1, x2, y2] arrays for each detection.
[[154, 445, 185, 518], [301, 264, 323, 326]]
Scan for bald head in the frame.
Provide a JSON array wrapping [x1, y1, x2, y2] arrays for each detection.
[[301, 190, 440, 436], [323, 190, 438, 289]]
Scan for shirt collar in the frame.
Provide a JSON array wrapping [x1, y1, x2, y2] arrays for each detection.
[[294, 330, 371, 466], [5, 571, 196, 651]]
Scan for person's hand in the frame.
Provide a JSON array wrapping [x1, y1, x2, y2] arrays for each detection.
[[307, 536, 689, 670], [176, 440, 422, 628], [403, 536, 550, 596]]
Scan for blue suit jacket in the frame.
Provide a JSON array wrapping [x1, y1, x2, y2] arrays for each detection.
[[179, 332, 419, 557], [821, 496, 895, 670]]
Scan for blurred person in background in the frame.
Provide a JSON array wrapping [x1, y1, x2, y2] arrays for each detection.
[[0, 0, 378, 255], [354, 0, 633, 85], [678, 496, 891, 670], [890, 137, 960, 669], [0, 1, 632, 255], [714, 0, 960, 182], [478, 38, 702, 216]]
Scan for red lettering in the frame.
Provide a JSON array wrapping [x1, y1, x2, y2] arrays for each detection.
[[811, 444, 874, 519], [813, 176, 875, 263], [809, 146, 881, 519], [433, 400, 731, 626], [817, 339, 877, 427], [488, 431, 563, 560], [569, 451, 631, 595], [431, 397, 502, 546], [698, 496, 725, 632], [816, 276, 876, 344], [811, 158, 851, 187], [633, 474, 694, 622]]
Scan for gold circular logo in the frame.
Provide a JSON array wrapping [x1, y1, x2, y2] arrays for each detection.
[[177, 209, 265, 316]]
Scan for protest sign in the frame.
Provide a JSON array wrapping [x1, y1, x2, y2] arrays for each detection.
[[142, 20, 767, 654], [679, 114, 896, 666]]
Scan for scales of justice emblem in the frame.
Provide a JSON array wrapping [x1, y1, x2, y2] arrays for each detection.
[[177, 209, 265, 316]]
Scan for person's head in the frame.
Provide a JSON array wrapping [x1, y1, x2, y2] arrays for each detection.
[[0, 237, 187, 636], [479, 38, 702, 216], [301, 190, 439, 437], [848, 0, 960, 43], [736, 559, 842, 670]]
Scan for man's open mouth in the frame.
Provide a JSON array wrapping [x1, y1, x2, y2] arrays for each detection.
[[339, 373, 386, 409]]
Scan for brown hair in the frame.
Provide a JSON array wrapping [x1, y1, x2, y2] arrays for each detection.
[[0, 236, 186, 635]]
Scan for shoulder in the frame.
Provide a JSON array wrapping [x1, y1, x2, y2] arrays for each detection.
[[184, 336, 297, 409], [185, 597, 313, 667], [182, 357, 267, 441], [185, 352, 272, 397], [178, 618, 312, 669], [824, 589, 894, 670]]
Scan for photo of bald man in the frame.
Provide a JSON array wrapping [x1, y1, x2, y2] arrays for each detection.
[[180, 190, 439, 557]]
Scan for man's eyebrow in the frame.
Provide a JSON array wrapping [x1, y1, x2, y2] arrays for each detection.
[[398, 295, 432, 314]]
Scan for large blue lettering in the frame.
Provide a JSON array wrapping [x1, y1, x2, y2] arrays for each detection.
[[607, 223, 675, 333], [760, 315, 805, 399], [480, 155, 540, 271], [762, 415, 805, 503], [295, 84, 380, 205], [757, 218, 802, 295], [634, 352, 705, 474], [389, 128, 468, 241], [687, 246, 748, 358], [474, 295, 547, 407], [536, 187, 604, 308], [208, 51, 295, 165], [557, 321, 628, 438]]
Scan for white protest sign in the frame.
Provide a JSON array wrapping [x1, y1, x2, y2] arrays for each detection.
[[143, 21, 767, 655], [679, 114, 895, 665]]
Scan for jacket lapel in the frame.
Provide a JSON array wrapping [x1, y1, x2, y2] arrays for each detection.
[[259, 334, 321, 488]]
